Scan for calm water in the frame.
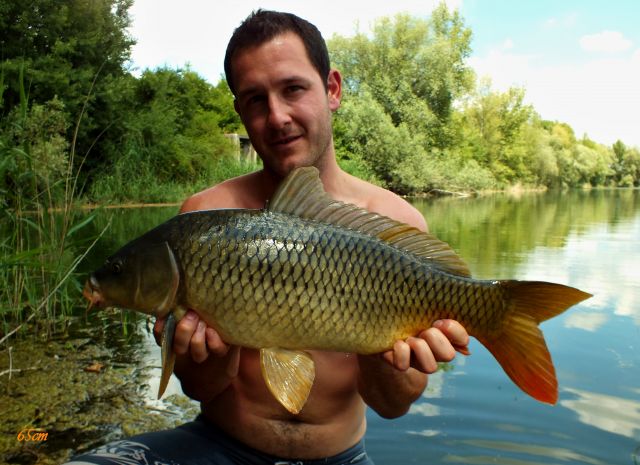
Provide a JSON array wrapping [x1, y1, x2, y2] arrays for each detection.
[[82, 189, 640, 465], [367, 189, 640, 465]]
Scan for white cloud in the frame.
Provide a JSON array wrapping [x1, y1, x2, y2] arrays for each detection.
[[563, 311, 608, 332], [469, 46, 640, 147], [501, 38, 514, 50], [580, 30, 633, 53]]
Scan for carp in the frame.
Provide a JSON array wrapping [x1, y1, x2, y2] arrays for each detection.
[[84, 167, 591, 414]]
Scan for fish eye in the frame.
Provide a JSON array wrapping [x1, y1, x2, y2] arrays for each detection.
[[110, 260, 123, 274]]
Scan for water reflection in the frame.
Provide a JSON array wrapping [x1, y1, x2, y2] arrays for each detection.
[[413, 189, 640, 280], [533, 218, 640, 331], [564, 311, 608, 332], [443, 440, 608, 465], [561, 388, 640, 439]]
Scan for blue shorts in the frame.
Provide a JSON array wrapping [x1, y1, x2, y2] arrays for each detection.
[[65, 416, 374, 465]]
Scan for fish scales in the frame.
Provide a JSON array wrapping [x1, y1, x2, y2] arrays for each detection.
[[161, 210, 501, 354]]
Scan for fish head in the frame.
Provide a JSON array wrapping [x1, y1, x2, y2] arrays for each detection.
[[84, 241, 180, 318]]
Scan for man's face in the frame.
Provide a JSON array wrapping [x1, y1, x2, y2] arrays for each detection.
[[231, 32, 341, 177]]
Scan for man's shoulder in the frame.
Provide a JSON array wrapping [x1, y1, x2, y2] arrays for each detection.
[[180, 171, 264, 212], [347, 175, 428, 232]]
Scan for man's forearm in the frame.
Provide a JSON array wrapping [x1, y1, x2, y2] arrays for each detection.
[[174, 350, 236, 403], [356, 354, 427, 419]]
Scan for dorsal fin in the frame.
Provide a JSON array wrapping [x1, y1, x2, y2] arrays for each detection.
[[268, 167, 471, 277]]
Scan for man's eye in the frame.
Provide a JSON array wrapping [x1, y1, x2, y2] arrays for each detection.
[[247, 95, 265, 105]]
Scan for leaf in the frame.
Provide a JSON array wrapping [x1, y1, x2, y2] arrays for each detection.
[[66, 213, 97, 238]]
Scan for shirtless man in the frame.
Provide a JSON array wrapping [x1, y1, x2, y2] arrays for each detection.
[[68, 10, 469, 465]]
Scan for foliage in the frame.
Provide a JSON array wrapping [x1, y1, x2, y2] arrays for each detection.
[[0, 0, 135, 186], [87, 69, 247, 203], [611, 140, 640, 187], [334, 88, 425, 192], [330, 5, 473, 152]]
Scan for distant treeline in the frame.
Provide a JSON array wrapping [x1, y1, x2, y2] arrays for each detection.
[[1, 0, 639, 209]]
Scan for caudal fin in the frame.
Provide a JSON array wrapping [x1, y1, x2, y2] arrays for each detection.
[[477, 281, 591, 404]]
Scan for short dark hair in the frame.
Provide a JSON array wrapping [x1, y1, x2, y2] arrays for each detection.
[[224, 10, 330, 96]]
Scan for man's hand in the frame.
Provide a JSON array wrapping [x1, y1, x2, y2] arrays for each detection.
[[357, 319, 469, 418], [153, 310, 231, 362], [381, 319, 470, 373], [153, 310, 241, 392]]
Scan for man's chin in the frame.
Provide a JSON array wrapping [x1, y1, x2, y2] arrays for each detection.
[[264, 154, 317, 177]]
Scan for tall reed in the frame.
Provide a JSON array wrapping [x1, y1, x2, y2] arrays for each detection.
[[0, 63, 103, 340]]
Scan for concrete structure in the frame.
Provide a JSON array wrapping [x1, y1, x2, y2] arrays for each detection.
[[225, 133, 257, 164]]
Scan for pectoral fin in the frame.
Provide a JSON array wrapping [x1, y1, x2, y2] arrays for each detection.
[[158, 312, 178, 399], [260, 348, 315, 414]]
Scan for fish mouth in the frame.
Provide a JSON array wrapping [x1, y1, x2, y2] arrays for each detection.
[[83, 276, 106, 310]]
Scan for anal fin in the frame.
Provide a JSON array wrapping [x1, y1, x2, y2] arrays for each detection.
[[260, 348, 315, 414]]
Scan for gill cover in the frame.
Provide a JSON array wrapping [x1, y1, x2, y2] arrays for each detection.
[[134, 241, 180, 317]]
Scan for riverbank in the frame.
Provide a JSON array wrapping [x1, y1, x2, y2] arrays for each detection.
[[0, 309, 199, 464]]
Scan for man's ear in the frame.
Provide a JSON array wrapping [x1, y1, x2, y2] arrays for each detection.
[[233, 98, 240, 115], [327, 69, 342, 112]]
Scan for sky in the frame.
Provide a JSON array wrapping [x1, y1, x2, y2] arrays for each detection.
[[127, 0, 640, 148]]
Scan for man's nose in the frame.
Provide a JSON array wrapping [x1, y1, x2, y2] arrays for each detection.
[[267, 95, 292, 128]]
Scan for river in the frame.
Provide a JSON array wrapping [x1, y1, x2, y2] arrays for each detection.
[[3, 188, 639, 464]]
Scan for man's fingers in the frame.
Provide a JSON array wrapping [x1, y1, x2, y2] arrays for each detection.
[[206, 328, 230, 357], [190, 321, 209, 363], [406, 336, 438, 373], [172, 311, 199, 355], [418, 328, 456, 363], [379, 320, 470, 374], [392, 340, 411, 371], [432, 319, 470, 355], [155, 310, 231, 364]]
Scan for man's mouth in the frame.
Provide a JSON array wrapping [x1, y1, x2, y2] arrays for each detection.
[[271, 134, 301, 146]]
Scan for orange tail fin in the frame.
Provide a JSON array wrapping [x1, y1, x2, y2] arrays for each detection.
[[476, 281, 591, 404]]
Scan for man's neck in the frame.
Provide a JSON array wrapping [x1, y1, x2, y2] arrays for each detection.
[[258, 153, 348, 200]]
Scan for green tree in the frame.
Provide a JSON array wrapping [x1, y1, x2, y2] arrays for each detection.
[[329, 4, 473, 149], [613, 141, 640, 186], [334, 88, 426, 193], [624, 147, 640, 186], [210, 79, 243, 133], [612, 140, 628, 185], [89, 68, 237, 202], [0, 0, 135, 185], [457, 80, 534, 184]]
